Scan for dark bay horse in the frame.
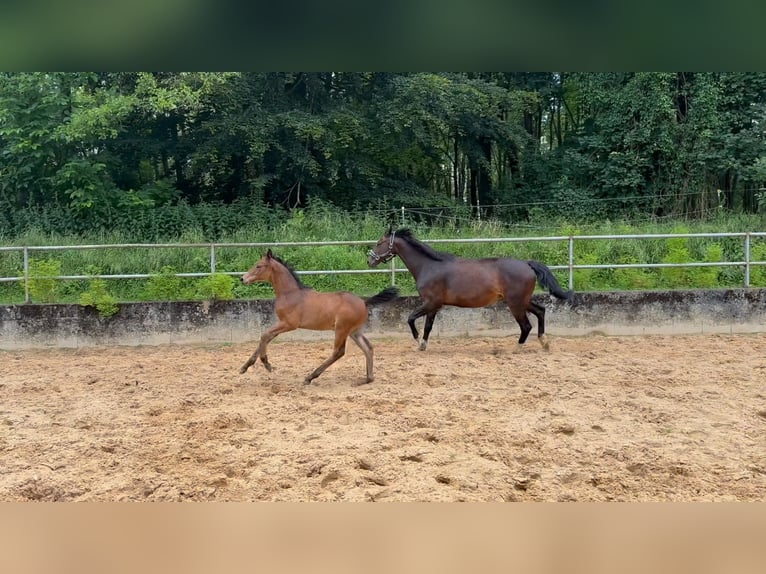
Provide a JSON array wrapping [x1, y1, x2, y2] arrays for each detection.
[[240, 250, 399, 385], [368, 228, 572, 351]]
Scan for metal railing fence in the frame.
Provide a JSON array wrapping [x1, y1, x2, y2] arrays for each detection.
[[1, 232, 766, 303]]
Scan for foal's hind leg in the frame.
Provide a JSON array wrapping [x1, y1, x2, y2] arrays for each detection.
[[527, 301, 549, 350], [304, 330, 348, 385], [350, 331, 374, 384]]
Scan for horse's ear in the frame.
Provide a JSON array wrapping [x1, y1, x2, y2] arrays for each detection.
[[266, 248, 273, 258]]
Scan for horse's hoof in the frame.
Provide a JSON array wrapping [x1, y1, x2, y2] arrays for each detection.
[[539, 335, 551, 351], [261, 361, 273, 372], [239, 365, 249, 374], [512, 344, 524, 354], [418, 341, 428, 351], [303, 378, 313, 386]]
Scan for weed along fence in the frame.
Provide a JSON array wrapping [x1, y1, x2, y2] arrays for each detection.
[[2, 232, 766, 304]]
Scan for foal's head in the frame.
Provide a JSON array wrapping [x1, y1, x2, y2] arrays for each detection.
[[241, 249, 277, 285], [241, 249, 308, 289]]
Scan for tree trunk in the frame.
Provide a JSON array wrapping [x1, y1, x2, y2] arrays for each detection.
[[469, 168, 478, 216], [477, 136, 492, 216], [453, 135, 459, 201], [719, 169, 737, 210], [172, 122, 184, 192]]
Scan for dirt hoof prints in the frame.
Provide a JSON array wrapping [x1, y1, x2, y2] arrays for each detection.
[[1, 334, 765, 501]]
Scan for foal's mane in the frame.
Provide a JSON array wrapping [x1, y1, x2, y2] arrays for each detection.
[[395, 228, 455, 262], [270, 253, 310, 289]]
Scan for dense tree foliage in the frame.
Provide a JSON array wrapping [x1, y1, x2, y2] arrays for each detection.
[[1, 72, 765, 238]]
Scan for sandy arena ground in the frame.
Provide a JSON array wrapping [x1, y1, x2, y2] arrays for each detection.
[[1, 333, 765, 501]]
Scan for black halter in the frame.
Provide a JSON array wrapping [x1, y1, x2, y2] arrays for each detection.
[[368, 231, 397, 264]]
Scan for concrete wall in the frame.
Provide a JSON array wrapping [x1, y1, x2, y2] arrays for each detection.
[[1, 289, 765, 350]]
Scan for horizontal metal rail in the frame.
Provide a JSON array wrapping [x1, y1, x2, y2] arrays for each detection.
[[2, 232, 766, 302]]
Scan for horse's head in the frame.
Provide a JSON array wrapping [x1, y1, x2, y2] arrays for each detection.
[[367, 227, 397, 267], [241, 249, 276, 284]]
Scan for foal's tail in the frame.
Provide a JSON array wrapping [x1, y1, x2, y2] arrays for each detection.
[[364, 286, 400, 307], [526, 260, 573, 303]]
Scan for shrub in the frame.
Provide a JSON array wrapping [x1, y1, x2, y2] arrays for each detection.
[[659, 236, 695, 288], [614, 255, 656, 290], [751, 243, 766, 287], [695, 243, 724, 288], [79, 278, 119, 317], [195, 273, 236, 301], [145, 266, 183, 301], [27, 258, 62, 303]]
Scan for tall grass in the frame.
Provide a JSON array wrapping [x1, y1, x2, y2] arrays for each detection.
[[1, 200, 765, 305]]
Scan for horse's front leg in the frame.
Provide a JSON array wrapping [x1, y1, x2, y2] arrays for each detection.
[[407, 306, 429, 341], [419, 311, 439, 351], [407, 305, 439, 351], [239, 321, 294, 374]]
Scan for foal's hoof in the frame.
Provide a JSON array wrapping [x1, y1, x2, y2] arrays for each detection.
[[351, 378, 373, 387], [512, 344, 524, 354], [539, 335, 551, 351], [239, 364, 249, 374], [418, 340, 428, 351], [302, 377, 313, 386], [261, 361, 273, 372]]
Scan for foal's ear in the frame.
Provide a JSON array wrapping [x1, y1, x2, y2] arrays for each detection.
[[266, 248, 273, 258]]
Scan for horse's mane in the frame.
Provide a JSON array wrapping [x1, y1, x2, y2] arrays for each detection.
[[395, 228, 455, 262], [270, 253, 310, 289]]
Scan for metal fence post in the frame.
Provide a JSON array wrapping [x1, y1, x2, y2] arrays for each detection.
[[210, 244, 216, 275], [744, 232, 751, 287], [23, 246, 30, 303], [568, 236, 574, 291], [390, 258, 396, 286]]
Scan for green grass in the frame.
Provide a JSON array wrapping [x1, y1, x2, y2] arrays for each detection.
[[1, 203, 765, 305]]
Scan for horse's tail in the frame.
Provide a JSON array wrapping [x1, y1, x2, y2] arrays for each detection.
[[364, 286, 400, 307], [526, 260, 573, 303]]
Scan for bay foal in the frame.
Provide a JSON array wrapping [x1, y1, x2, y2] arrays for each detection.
[[240, 249, 398, 385]]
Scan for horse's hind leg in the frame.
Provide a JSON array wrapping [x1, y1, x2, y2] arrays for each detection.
[[527, 301, 549, 350], [304, 330, 348, 385], [350, 331, 374, 384], [510, 307, 533, 352]]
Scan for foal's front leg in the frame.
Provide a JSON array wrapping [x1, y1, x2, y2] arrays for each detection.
[[239, 321, 294, 374]]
